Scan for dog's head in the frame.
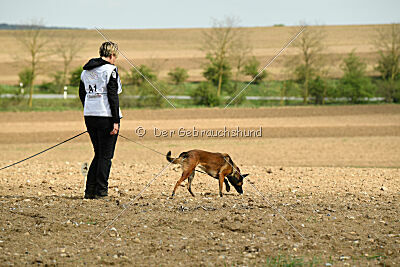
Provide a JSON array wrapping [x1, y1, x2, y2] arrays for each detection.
[[226, 165, 249, 195]]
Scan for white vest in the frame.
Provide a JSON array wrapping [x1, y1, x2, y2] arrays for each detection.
[[81, 64, 122, 118]]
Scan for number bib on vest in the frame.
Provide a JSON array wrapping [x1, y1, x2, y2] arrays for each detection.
[[81, 64, 122, 118]]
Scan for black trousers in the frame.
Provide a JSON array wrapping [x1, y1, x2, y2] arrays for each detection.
[[84, 116, 119, 196]]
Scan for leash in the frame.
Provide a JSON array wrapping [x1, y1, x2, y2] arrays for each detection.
[[118, 133, 209, 176], [119, 133, 166, 157], [0, 130, 209, 176], [0, 131, 88, 171]]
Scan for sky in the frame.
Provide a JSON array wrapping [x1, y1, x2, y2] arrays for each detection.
[[0, 0, 399, 29]]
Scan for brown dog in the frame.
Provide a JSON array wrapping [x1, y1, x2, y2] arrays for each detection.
[[166, 150, 248, 197]]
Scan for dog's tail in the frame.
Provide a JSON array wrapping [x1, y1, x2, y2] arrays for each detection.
[[166, 151, 185, 164]]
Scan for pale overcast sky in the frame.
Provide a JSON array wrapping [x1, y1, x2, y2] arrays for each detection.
[[0, 0, 399, 29]]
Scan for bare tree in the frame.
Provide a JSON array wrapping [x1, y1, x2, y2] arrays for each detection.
[[374, 23, 400, 102], [289, 24, 326, 104], [231, 32, 252, 82], [14, 20, 51, 107], [53, 32, 85, 89], [202, 17, 246, 97]]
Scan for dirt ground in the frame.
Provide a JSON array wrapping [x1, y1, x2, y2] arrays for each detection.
[[0, 105, 399, 266]]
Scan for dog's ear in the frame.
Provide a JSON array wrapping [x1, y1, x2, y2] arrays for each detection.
[[241, 174, 249, 179]]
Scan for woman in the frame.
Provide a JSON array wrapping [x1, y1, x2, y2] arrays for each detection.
[[79, 41, 122, 199]]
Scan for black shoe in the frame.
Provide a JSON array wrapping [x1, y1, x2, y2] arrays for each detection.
[[84, 193, 96, 199], [95, 194, 109, 200]]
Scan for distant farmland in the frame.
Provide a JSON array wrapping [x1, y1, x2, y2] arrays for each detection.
[[0, 24, 387, 85]]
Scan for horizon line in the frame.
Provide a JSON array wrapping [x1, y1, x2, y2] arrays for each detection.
[[0, 22, 398, 31]]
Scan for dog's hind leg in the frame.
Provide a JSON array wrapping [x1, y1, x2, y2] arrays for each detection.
[[187, 171, 195, 197], [172, 167, 195, 197]]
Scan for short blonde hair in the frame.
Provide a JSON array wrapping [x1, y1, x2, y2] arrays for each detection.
[[99, 41, 118, 58]]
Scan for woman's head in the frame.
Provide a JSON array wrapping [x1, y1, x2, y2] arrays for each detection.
[[99, 41, 118, 63]]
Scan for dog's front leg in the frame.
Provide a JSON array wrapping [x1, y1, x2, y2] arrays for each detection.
[[218, 174, 225, 197], [224, 179, 230, 192]]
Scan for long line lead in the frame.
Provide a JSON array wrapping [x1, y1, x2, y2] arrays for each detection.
[[0, 131, 88, 171]]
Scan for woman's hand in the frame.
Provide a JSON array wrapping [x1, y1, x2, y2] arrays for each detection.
[[110, 123, 119, 135]]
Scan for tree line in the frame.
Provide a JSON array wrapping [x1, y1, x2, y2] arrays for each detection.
[[11, 19, 400, 108]]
